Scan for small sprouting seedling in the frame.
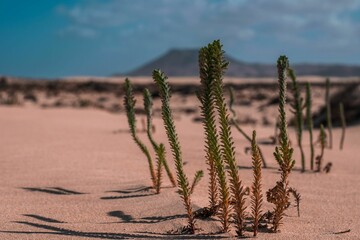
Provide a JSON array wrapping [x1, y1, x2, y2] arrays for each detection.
[[267, 56, 296, 232], [339, 102, 346, 150], [210, 40, 246, 237], [198, 43, 231, 231], [325, 78, 333, 149], [316, 124, 326, 172], [144, 89, 177, 187], [323, 162, 333, 173], [123, 79, 157, 189], [288, 187, 301, 217], [306, 82, 315, 171], [251, 130, 263, 237], [244, 146, 251, 154], [229, 87, 268, 168], [153, 69, 201, 234], [288, 68, 305, 172]]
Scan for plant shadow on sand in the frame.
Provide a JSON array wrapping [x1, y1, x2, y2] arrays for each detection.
[[100, 185, 174, 200], [106, 210, 188, 224], [101, 185, 154, 200], [138, 231, 226, 239], [107, 186, 152, 194], [21, 187, 85, 195], [22, 214, 66, 223], [100, 194, 153, 200], [1, 220, 226, 239], [112, 129, 131, 134], [1, 221, 163, 239]]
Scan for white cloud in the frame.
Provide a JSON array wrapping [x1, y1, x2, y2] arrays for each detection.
[[57, 25, 97, 38], [56, 0, 360, 63]]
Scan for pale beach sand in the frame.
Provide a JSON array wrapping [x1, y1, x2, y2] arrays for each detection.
[[0, 100, 359, 239]]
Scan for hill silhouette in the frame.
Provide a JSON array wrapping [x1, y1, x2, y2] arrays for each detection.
[[121, 49, 360, 77]]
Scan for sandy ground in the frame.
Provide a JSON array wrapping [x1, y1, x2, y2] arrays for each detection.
[[0, 101, 359, 239]]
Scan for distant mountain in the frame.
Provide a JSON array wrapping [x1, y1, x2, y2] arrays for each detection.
[[120, 49, 360, 77]]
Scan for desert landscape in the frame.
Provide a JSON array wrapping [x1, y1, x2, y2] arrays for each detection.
[[1, 2, 360, 238], [0, 64, 360, 239]]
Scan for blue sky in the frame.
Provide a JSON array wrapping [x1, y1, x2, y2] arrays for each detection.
[[0, 0, 359, 78]]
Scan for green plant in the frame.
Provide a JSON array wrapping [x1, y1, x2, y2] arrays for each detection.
[[325, 78, 333, 149], [124, 79, 157, 189], [288, 68, 305, 172], [198, 44, 231, 231], [209, 40, 246, 237], [250, 130, 263, 237], [143, 89, 177, 187], [306, 82, 315, 170], [273, 116, 280, 145], [228, 87, 268, 168], [154, 143, 165, 193], [339, 102, 346, 150], [190, 170, 204, 194], [153, 69, 202, 234], [267, 56, 296, 232], [316, 124, 326, 172]]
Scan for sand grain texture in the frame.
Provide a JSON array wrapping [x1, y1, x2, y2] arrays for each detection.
[[0, 105, 359, 239]]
